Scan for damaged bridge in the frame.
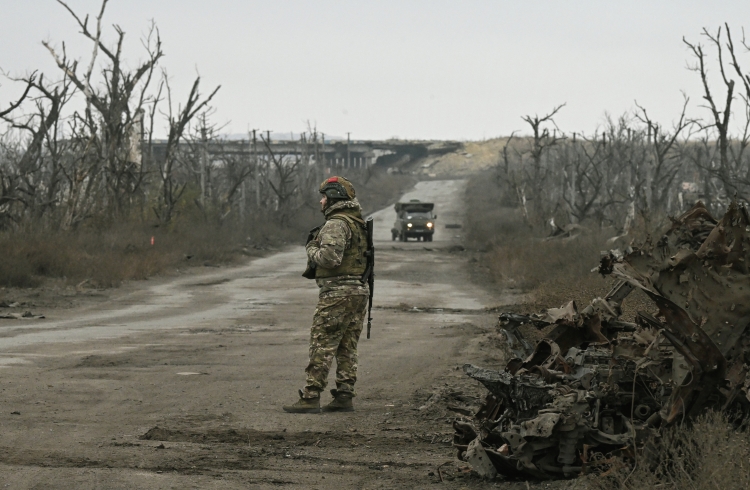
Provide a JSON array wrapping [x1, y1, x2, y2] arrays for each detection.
[[148, 138, 461, 170]]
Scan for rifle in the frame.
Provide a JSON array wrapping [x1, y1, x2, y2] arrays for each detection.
[[361, 217, 375, 338]]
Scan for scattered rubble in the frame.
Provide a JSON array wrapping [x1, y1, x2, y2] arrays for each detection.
[[454, 201, 750, 479]]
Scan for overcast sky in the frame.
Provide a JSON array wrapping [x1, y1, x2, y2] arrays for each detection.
[[2, 1, 750, 140]]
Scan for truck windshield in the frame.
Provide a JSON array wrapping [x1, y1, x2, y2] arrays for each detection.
[[406, 212, 432, 219]]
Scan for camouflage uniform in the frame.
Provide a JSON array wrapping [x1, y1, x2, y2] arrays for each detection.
[[302, 197, 369, 399]]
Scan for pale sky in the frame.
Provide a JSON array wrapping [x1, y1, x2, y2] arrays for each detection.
[[2, 1, 750, 140]]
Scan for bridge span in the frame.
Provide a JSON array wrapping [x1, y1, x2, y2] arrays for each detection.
[[148, 138, 461, 169]]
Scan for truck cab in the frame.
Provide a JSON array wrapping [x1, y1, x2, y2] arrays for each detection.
[[391, 200, 436, 242]]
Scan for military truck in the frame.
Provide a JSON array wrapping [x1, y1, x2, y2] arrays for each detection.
[[391, 200, 436, 242]]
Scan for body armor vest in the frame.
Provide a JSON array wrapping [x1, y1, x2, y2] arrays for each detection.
[[315, 210, 368, 279]]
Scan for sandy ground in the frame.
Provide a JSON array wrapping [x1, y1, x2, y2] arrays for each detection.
[[0, 180, 529, 489]]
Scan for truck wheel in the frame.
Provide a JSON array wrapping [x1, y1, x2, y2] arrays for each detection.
[[392, 232, 397, 241], [427, 235, 433, 242], [399, 233, 406, 242]]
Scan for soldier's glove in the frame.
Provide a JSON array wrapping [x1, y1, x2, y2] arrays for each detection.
[[303, 241, 319, 280], [303, 225, 322, 280], [302, 260, 316, 279], [306, 226, 321, 245]]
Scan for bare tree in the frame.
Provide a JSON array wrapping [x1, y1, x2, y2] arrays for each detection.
[[261, 134, 302, 222], [561, 133, 606, 224], [520, 104, 566, 220], [58, 122, 102, 229], [153, 74, 220, 224], [0, 74, 36, 118], [0, 72, 76, 226], [182, 113, 254, 221], [43, 0, 163, 215], [634, 96, 694, 217], [684, 27, 735, 192], [492, 132, 534, 223]]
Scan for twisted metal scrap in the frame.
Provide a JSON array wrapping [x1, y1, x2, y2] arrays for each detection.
[[456, 202, 750, 480]]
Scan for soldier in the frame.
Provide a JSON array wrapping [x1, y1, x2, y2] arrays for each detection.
[[283, 176, 370, 414]]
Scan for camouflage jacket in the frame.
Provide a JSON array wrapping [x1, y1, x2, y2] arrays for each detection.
[[306, 198, 370, 298]]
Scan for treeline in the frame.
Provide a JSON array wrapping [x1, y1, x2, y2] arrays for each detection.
[[496, 24, 750, 235], [0, 0, 389, 287], [0, 0, 349, 234]]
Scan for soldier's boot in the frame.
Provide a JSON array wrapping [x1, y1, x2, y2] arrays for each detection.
[[282, 390, 321, 414], [322, 389, 354, 412]]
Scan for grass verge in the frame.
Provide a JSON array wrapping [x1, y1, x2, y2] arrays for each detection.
[[0, 218, 268, 288], [0, 168, 416, 289], [464, 171, 614, 308]]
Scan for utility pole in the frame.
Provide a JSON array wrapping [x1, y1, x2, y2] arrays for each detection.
[[240, 134, 249, 223], [313, 129, 319, 174], [321, 133, 327, 177], [346, 132, 351, 169], [253, 129, 260, 209], [266, 130, 272, 209], [200, 123, 208, 208], [240, 180, 246, 222]]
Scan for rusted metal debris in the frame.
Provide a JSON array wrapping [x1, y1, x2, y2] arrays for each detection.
[[454, 201, 750, 479]]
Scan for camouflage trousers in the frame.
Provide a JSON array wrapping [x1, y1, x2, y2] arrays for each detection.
[[302, 294, 368, 399]]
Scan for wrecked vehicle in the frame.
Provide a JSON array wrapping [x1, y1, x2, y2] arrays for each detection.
[[392, 200, 436, 242], [454, 201, 750, 479]]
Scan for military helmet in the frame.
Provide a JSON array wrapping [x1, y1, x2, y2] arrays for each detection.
[[319, 176, 356, 200]]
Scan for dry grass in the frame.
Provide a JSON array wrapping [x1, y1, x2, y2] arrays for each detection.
[[0, 220, 252, 288], [0, 211, 323, 288], [464, 172, 612, 306], [0, 168, 413, 289], [570, 412, 750, 490]]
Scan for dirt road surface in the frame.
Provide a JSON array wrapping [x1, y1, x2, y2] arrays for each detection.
[[0, 180, 524, 489]]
